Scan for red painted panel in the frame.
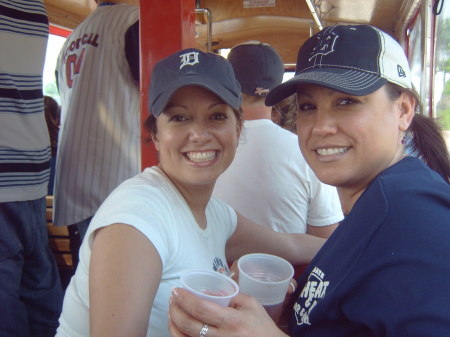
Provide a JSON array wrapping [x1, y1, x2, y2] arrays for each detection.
[[50, 25, 71, 37], [139, 0, 196, 170]]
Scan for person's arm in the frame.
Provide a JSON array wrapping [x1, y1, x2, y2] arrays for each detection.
[[168, 288, 289, 337], [226, 212, 325, 266], [89, 223, 162, 337], [306, 222, 339, 239], [125, 20, 140, 84]]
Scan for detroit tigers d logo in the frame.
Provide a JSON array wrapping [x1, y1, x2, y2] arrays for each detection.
[[179, 52, 199, 69], [309, 32, 338, 61]]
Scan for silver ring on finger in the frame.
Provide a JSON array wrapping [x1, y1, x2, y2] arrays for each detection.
[[199, 323, 209, 337]]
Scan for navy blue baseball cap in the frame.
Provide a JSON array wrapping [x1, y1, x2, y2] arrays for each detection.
[[265, 25, 413, 106], [228, 41, 284, 97], [148, 48, 242, 117]]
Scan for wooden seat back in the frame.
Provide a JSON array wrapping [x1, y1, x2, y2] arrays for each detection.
[[46, 195, 73, 270]]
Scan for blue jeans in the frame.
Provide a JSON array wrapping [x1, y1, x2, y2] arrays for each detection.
[[0, 197, 63, 337]]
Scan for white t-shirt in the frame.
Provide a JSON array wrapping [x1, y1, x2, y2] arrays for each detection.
[[214, 119, 343, 233], [56, 167, 237, 337]]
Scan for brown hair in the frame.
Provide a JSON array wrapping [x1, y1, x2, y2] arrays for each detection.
[[271, 94, 297, 134], [385, 83, 450, 183]]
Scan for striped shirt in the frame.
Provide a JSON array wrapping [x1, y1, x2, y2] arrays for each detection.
[[0, 0, 50, 202], [54, 3, 141, 226]]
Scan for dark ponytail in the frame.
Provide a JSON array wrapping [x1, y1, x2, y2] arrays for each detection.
[[407, 114, 450, 183], [386, 83, 450, 184]]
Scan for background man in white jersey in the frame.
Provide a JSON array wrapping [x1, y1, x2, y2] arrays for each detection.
[[0, 1, 63, 335], [213, 41, 343, 237], [54, 0, 141, 259]]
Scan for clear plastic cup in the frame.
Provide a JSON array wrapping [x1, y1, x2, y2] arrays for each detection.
[[180, 269, 239, 307], [237, 253, 294, 317]]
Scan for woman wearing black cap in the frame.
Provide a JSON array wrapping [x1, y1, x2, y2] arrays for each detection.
[[55, 48, 323, 337], [168, 25, 450, 337]]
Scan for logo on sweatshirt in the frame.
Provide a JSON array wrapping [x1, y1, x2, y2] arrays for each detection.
[[294, 266, 329, 326]]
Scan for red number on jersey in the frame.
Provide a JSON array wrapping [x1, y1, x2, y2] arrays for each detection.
[[65, 48, 86, 88]]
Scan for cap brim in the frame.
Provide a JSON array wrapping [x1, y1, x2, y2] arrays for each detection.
[[265, 68, 387, 106], [150, 75, 241, 117]]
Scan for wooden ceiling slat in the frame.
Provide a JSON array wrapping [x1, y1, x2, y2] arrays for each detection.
[[44, 0, 414, 64]]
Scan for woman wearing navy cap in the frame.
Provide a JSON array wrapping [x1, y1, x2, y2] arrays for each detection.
[[168, 25, 450, 337], [55, 48, 324, 337]]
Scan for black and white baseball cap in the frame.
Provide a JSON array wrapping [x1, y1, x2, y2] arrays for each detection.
[[265, 25, 413, 106], [148, 48, 242, 117], [227, 41, 284, 97]]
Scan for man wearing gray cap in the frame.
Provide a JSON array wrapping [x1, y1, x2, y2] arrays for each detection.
[[213, 41, 343, 237]]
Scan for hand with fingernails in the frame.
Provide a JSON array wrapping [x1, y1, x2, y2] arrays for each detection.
[[168, 259, 297, 337], [168, 287, 289, 337]]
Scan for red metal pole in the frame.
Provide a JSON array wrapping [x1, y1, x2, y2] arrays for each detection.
[[139, 0, 196, 170]]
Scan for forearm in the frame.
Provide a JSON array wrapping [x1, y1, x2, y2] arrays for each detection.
[[226, 213, 325, 265], [282, 232, 325, 265], [306, 222, 339, 238]]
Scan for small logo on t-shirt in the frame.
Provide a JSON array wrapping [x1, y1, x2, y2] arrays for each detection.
[[213, 257, 230, 275], [294, 266, 329, 326]]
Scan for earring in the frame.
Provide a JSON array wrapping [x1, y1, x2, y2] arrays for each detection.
[[401, 131, 407, 145]]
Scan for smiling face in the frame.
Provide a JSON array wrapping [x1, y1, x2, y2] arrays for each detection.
[[152, 85, 241, 194], [295, 84, 414, 203]]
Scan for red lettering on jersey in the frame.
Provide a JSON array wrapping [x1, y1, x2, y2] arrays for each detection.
[[64, 33, 100, 58], [90, 34, 99, 47]]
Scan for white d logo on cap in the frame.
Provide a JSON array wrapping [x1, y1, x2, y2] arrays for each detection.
[[179, 52, 199, 69]]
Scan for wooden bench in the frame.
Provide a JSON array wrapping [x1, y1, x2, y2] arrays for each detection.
[[46, 195, 73, 270]]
